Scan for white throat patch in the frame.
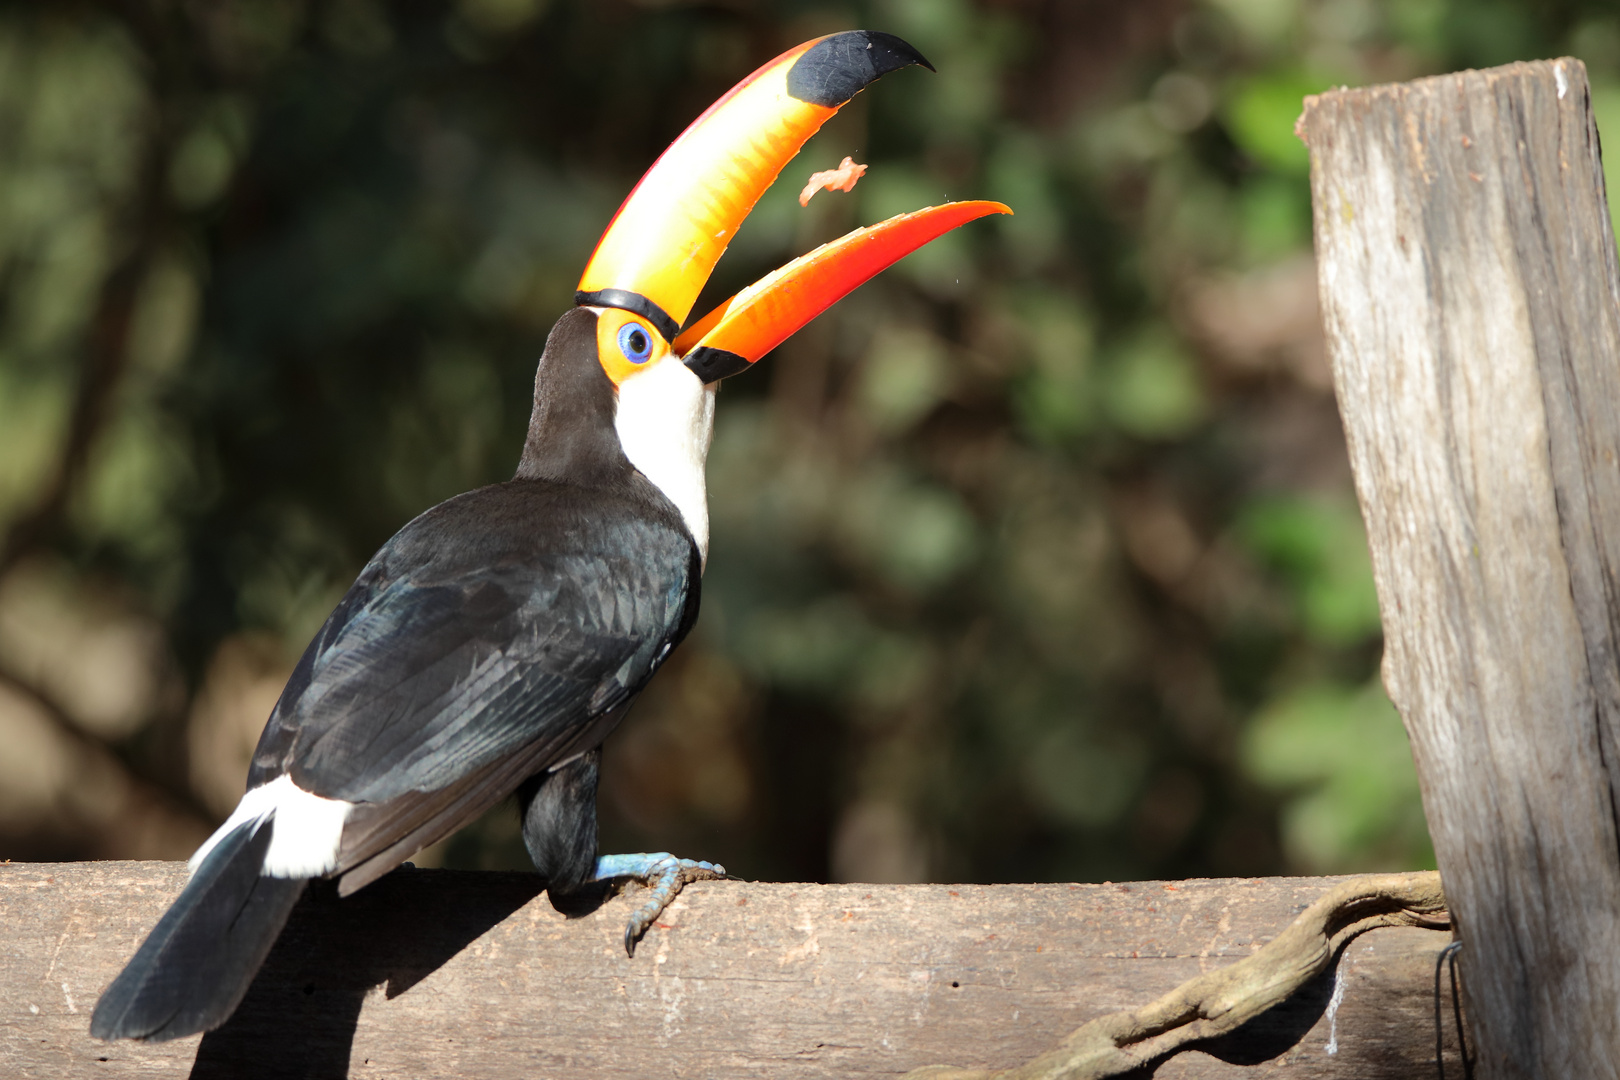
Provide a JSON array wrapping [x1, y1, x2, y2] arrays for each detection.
[[614, 355, 717, 565]]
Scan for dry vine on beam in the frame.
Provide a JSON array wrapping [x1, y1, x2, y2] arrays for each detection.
[[904, 872, 1449, 1080]]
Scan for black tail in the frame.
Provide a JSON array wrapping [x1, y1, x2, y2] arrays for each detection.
[[90, 817, 307, 1041]]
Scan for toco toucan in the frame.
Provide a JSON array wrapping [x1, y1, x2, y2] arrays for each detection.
[[91, 30, 1008, 1042]]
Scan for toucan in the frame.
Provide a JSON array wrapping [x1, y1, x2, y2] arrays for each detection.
[[90, 30, 1008, 1042]]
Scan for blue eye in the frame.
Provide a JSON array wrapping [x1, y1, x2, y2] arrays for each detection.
[[618, 322, 653, 364]]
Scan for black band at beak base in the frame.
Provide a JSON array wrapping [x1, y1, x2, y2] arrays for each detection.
[[575, 289, 682, 344], [683, 345, 752, 383]]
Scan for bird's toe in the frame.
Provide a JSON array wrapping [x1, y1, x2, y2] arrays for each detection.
[[591, 852, 728, 956]]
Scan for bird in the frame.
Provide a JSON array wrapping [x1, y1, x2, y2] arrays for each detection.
[[91, 30, 1009, 1042]]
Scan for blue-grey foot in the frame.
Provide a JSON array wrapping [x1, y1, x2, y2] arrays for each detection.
[[592, 852, 727, 956]]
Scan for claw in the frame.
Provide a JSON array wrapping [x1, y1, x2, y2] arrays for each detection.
[[591, 852, 727, 957]]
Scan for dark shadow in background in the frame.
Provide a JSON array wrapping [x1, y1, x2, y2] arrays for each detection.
[[189, 867, 593, 1079]]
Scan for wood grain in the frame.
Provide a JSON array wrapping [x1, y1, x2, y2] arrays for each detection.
[[1302, 58, 1620, 1078], [1, 864, 1461, 1078]]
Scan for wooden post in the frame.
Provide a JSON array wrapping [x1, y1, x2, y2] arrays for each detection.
[[1301, 59, 1620, 1076]]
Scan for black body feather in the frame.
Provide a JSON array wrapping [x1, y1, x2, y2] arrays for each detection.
[[93, 308, 703, 1040], [254, 470, 699, 886], [518, 749, 602, 893]]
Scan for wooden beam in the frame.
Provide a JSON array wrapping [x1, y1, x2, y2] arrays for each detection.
[[3, 863, 1461, 1078], [1301, 59, 1620, 1078]]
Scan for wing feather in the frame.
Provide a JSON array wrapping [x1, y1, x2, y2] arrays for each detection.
[[244, 478, 699, 885]]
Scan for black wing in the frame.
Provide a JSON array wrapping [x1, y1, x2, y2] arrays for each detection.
[[247, 477, 699, 891]]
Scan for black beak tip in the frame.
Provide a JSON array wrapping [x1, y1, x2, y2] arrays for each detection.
[[865, 30, 935, 74], [786, 30, 934, 108]]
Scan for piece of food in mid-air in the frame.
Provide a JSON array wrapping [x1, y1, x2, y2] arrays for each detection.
[[799, 155, 868, 205], [91, 29, 1009, 1043]]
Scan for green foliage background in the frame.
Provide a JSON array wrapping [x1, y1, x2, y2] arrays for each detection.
[[1, 0, 1610, 882]]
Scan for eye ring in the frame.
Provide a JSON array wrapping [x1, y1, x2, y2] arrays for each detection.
[[618, 322, 653, 364]]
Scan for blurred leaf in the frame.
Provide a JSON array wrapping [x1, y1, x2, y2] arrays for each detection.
[[836, 467, 979, 593], [128, 252, 201, 376], [1386, 0, 1447, 53], [1222, 71, 1324, 176], [0, 367, 70, 521], [320, 0, 396, 55], [171, 132, 234, 211], [987, 133, 1062, 268], [1441, 0, 1544, 69], [1073, 103, 1179, 173], [738, 596, 876, 696], [1236, 496, 1382, 645], [1571, 18, 1620, 74], [1011, 292, 1097, 443], [857, 325, 950, 435], [1244, 679, 1433, 872], [1102, 328, 1205, 438], [1207, 0, 1302, 48], [1239, 174, 1312, 264], [71, 405, 189, 564], [880, 0, 1011, 141], [456, 0, 549, 36], [1025, 722, 1148, 828]]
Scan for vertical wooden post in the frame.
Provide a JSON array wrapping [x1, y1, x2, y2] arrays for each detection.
[[1301, 59, 1620, 1076]]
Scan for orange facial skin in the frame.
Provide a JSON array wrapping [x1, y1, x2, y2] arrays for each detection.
[[594, 308, 670, 387]]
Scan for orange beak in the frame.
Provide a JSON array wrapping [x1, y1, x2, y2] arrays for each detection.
[[675, 201, 1011, 381], [576, 31, 1009, 380]]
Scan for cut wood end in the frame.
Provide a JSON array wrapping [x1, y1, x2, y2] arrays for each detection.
[[1296, 86, 1356, 145], [1298, 58, 1590, 144]]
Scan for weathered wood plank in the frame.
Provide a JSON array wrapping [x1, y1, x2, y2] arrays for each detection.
[[1, 864, 1461, 1078], [1302, 58, 1620, 1078]]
